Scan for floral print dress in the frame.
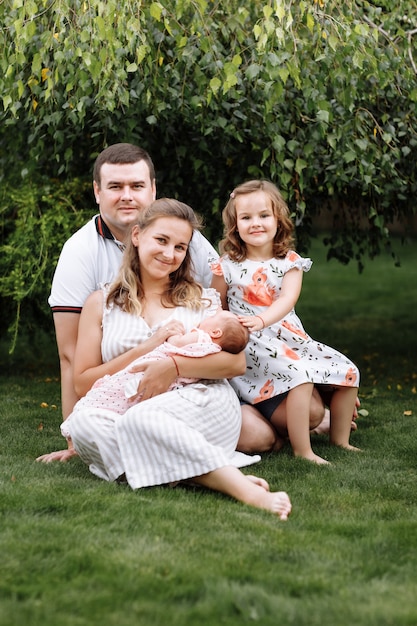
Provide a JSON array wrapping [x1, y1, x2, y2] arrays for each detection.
[[211, 252, 359, 405]]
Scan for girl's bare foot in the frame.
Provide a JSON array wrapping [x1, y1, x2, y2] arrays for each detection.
[[334, 443, 362, 452], [295, 450, 330, 465]]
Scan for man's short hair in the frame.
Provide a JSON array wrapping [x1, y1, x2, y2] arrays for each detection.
[[93, 143, 156, 187]]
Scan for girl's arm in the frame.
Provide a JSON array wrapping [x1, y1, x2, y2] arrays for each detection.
[[73, 291, 185, 397], [211, 274, 229, 310], [238, 267, 303, 331], [129, 349, 246, 402]]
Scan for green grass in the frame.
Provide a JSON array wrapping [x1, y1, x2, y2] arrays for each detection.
[[1, 237, 417, 626]]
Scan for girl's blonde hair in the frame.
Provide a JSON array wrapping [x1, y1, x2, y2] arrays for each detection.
[[107, 198, 207, 315], [219, 180, 295, 261]]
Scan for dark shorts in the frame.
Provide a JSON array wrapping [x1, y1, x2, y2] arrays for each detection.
[[242, 392, 289, 421]]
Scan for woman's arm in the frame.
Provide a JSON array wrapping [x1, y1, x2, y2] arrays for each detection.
[[73, 291, 185, 397], [130, 350, 246, 401], [238, 267, 303, 331]]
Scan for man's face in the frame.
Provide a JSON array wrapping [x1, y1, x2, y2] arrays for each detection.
[[93, 160, 156, 242]]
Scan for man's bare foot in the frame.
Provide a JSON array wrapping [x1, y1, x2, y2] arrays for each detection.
[[311, 408, 357, 436]]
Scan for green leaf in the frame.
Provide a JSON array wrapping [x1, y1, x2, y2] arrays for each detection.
[[209, 77, 221, 94], [317, 110, 330, 123], [150, 2, 163, 21], [343, 150, 357, 163], [295, 158, 307, 174]]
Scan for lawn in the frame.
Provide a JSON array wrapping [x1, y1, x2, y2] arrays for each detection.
[[1, 236, 416, 626]]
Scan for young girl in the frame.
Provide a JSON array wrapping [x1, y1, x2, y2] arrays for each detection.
[[211, 180, 360, 465]]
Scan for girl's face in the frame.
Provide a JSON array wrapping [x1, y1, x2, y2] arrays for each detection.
[[235, 190, 278, 251], [131, 217, 192, 281]]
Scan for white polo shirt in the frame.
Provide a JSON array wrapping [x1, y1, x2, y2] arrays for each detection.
[[48, 215, 219, 313]]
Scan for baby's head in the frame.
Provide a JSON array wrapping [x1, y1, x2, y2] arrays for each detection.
[[199, 311, 249, 354]]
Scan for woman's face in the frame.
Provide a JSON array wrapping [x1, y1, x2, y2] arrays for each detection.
[[131, 217, 193, 281]]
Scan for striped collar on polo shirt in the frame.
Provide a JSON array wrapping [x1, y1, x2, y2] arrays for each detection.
[[95, 215, 126, 252]]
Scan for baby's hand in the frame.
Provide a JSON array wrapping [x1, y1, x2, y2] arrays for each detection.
[[237, 314, 264, 332], [154, 321, 186, 344]]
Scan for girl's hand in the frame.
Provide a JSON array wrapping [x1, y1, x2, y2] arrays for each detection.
[[238, 314, 265, 332]]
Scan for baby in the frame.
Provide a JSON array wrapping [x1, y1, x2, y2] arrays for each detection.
[[61, 310, 248, 438]]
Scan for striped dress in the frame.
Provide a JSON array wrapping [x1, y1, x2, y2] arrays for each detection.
[[63, 288, 259, 487]]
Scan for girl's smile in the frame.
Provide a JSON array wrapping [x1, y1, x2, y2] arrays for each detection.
[[235, 190, 278, 255]]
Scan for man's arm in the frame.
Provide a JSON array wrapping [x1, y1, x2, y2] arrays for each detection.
[[53, 312, 81, 419], [189, 231, 219, 288], [210, 274, 228, 310], [36, 312, 81, 463]]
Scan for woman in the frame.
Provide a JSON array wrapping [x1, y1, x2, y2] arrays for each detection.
[[64, 198, 291, 519]]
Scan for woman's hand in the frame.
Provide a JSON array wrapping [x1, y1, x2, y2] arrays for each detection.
[[128, 358, 177, 402]]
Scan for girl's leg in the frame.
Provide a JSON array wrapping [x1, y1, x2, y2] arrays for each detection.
[[193, 465, 292, 520], [275, 383, 329, 465], [329, 386, 361, 451]]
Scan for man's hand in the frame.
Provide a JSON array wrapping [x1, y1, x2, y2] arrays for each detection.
[[36, 447, 78, 463]]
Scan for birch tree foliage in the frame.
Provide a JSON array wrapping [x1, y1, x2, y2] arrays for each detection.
[[0, 0, 416, 343]]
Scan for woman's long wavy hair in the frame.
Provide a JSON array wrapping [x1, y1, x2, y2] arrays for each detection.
[[107, 198, 206, 315], [219, 180, 295, 262]]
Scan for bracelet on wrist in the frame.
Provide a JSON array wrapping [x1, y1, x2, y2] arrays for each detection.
[[169, 355, 180, 376], [255, 315, 265, 329]]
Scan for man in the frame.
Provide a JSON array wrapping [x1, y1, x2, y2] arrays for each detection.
[[38, 143, 218, 462]]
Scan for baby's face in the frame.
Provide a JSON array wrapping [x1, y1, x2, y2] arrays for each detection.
[[199, 310, 236, 333]]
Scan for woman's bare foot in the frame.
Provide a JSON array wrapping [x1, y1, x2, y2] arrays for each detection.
[[242, 475, 291, 519], [257, 491, 292, 519], [246, 475, 270, 491]]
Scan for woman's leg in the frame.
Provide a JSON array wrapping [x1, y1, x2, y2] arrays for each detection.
[[116, 382, 246, 489], [272, 383, 330, 465], [329, 386, 361, 451], [193, 465, 292, 520], [67, 408, 125, 481]]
